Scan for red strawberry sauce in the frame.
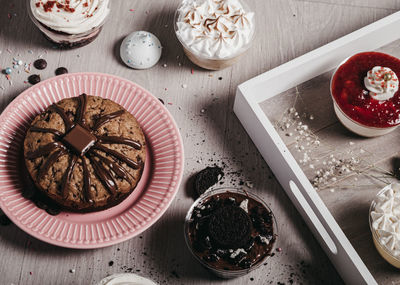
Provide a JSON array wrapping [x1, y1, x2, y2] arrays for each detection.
[[331, 52, 400, 128]]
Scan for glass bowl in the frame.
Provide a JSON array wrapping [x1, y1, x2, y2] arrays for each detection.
[[184, 188, 278, 278], [174, 0, 255, 70], [27, 0, 111, 49], [369, 184, 400, 268], [330, 53, 399, 137]]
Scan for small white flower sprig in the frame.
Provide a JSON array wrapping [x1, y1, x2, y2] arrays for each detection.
[[274, 87, 398, 192]]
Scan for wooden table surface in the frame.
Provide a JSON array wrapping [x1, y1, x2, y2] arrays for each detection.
[[0, 0, 399, 284]]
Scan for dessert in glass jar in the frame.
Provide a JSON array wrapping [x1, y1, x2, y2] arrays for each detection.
[[331, 52, 400, 137], [28, 0, 110, 49], [184, 188, 277, 278], [174, 0, 255, 70], [370, 183, 400, 268]]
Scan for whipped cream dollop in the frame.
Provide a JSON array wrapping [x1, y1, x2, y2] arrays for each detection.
[[364, 66, 399, 101], [371, 183, 400, 258], [176, 0, 255, 59], [97, 273, 157, 285], [31, 0, 110, 34]]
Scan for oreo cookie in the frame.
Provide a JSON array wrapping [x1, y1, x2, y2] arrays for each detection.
[[186, 191, 277, 274], [208, 205, 252, 249], [194, 166, 224, 196]]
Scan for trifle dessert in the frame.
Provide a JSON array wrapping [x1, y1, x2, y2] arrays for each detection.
[[175, 0, 255, 70], [331, 52, 400, 137], [370, 183, 400, 268], [28, 0, 110, 48], [24, 94, 146, 212], [184, 188, 277, 278]]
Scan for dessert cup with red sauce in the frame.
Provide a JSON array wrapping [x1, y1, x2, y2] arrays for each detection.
[[330, 52, 400, 137]]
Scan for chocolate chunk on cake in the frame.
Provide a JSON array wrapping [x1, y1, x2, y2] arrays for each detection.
[[23, 94, 146, 212]]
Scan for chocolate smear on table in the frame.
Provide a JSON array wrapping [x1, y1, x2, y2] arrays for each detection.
[[193, 166, 224, 197]]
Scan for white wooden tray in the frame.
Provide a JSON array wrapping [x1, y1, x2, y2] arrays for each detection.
[[233, 11, 400, 285]]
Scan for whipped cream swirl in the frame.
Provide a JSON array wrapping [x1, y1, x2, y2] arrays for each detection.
[[176, 0, 255, 59], [371, 183, 400, 258], [31, 0, 110, 34], [364, 66, 399, 101]]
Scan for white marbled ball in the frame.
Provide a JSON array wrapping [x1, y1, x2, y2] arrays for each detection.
[[120, 31, 162, 69]]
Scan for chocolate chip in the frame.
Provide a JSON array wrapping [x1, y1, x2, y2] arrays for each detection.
[[34, 59, 47, 70], [0, 214, 12, 226], [28, 74, 41, 85], [108, 261, 114, 266], [193, 166, 224, 197], [55, 67, 68, 75], [208, 205, 252, 249]]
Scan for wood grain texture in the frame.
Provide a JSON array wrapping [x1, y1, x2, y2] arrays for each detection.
[[0, 0, 396, 284]]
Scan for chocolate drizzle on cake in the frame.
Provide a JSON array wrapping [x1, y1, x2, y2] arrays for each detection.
[[26, 93, 143, 203]]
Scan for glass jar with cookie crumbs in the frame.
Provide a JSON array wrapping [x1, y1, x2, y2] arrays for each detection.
[[184, 188, 278, 278]]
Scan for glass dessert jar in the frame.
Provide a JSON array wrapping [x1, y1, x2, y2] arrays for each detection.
[[27, 0, 111, 49], [174, 0, 255, 70], [369, 183, 400, 268], [184, 188, 278, 278], [330, 52, 400, 137]]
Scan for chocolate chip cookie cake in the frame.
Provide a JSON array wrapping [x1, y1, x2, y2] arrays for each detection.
[[23, 94, 146, 212]]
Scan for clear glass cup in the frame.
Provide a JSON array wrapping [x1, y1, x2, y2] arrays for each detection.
[[184, 188, 278, 278], [27, 0, 110, 49], [330, 53, 399, 137], [174, 0, 255, 70], [369, 185, 400, 268]]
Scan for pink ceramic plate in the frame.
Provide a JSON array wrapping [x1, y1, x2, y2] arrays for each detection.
[[0, 73, 184, 248]]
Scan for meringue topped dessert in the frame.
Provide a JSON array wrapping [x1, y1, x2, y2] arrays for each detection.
[[370, 184, 400, 268], [331, 52, 400, 136], [28, 0, 110, 48], [175, 0, 255, 70]]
